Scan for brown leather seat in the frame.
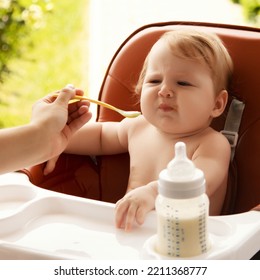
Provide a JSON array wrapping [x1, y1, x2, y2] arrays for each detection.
[[22, 22, 260, 215]]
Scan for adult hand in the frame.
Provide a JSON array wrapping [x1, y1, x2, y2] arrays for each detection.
[[31, 86, 92, 164]]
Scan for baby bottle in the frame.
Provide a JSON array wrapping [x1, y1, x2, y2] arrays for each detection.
[[155, 142, 210, 258]]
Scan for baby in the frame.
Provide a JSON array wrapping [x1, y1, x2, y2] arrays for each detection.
[[47, 29, 233, 231]]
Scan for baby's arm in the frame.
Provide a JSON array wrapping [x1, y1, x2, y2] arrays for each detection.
[[44, 118, 130, 174], [115, 181, 158, 231], [65, 119, 129, 155], [192, 133, 231, 215]]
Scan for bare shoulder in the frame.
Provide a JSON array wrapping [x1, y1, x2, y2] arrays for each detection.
[[193, 127, 231, 159], [119, 115, 147, 132], [117, 115, 147, 145], [191, 128, 231, 214], [205, 128, 230, 149]]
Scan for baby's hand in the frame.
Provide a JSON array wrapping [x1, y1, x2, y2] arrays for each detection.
[[115, 183, 157, 231]]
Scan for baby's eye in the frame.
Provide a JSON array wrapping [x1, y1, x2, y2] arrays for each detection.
[[149, 79, 161, 84], [177, 81, 192, 86]]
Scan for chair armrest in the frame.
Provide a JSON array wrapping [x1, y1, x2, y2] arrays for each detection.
[[20, 163, 46, 187], [20, 153, 101, 200]]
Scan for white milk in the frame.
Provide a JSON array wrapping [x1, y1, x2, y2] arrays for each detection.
[[155, 142, 210, 258], [156, 197, 209, 257]]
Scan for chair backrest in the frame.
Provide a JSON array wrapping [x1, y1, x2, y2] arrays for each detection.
[[96, 22, 260, 214]]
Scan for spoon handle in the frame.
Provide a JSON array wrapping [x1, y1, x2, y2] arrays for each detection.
[[73, 95, 118, 112], [52, 93, 141, 118], [53, 93, 118, 111]]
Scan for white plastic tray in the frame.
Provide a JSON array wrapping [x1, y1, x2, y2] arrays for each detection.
[[0, 173, 259, 260]]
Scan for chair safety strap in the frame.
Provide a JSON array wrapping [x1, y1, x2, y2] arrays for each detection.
[[221, 99, 245, 161]]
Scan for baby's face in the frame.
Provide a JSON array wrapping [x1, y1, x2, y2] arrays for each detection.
[[140, 40, 217, 136]]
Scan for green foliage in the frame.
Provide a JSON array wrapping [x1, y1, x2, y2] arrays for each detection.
[[0, 0, 88, 127], [231, 0, 260, 25], [0, 0, 52, 82], [241, 0, 260, 23], [0, 1, 25, 81]]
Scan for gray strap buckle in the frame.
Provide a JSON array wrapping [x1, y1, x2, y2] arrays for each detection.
[[220, 130, 238, 148], [222, 99, 245, 161]]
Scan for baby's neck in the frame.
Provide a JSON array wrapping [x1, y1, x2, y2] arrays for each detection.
[[155, 126, 212, 141]]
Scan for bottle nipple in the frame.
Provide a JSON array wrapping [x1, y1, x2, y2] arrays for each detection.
[[167, 142, 195, 181]]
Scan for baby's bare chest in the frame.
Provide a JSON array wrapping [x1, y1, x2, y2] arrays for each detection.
[[127, 126, 202, 183], [128, 136, 176, 182]]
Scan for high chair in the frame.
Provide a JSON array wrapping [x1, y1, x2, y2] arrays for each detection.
[[21, 22, 260, 258]]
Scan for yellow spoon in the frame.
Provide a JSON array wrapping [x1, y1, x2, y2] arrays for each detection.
[[53, 93, 141, 118]]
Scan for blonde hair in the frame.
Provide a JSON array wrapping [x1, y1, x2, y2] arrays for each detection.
[[136, 29, 233, 94]]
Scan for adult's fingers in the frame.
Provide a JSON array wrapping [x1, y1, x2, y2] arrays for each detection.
[[54, 87, 75, 105]]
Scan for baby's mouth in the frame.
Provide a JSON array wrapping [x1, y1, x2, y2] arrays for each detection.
[[158, 103, 176, 112]]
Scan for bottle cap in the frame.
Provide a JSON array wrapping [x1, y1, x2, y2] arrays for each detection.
[[158, 142, 205, 199]]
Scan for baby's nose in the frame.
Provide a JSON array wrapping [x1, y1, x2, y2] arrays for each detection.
[[158, 85, 174, 98]]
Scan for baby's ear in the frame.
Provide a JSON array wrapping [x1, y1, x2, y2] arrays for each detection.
[[211, 90, 228, 118]]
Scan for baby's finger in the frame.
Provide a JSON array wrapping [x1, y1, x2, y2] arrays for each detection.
[[115, 200, 129, 229], [124, 203, 139, 232], [135, 206, 146, 225]]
